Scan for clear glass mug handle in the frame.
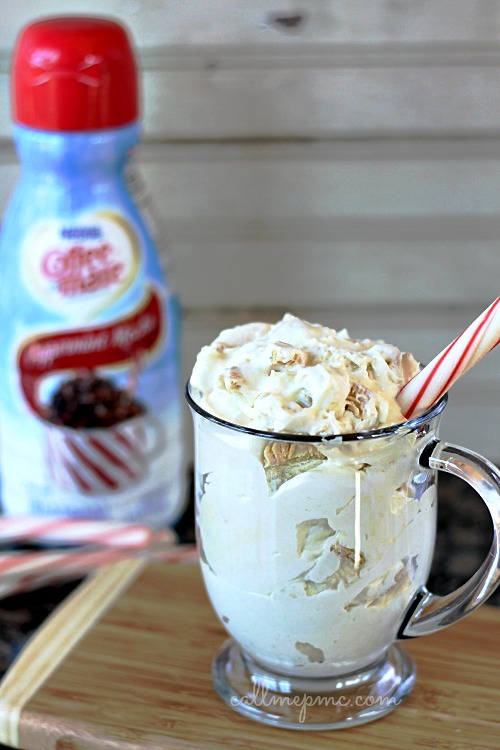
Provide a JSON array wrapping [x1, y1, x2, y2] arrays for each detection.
[[399, 440, 500, 639]]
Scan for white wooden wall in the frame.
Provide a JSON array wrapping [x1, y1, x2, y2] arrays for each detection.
[[1, 1, 499, 460]]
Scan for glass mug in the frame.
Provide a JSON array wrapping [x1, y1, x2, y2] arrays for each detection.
[[187, 385, 500, 730]]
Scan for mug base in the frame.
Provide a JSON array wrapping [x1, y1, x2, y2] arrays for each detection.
[[212, 638, 416, 730]]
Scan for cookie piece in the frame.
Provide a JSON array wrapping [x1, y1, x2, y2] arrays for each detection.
[[262, 441, 326, 493]]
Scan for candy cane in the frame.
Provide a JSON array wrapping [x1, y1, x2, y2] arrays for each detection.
[[0, 516, 175, 548], [0, 543, 197, 599], [0, 515, 197, 600], [397, 296, 500, 418]]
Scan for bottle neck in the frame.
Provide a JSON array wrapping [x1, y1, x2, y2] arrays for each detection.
[[13, 123, 140, 173]]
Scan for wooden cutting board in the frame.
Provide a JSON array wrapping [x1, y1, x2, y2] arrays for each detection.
[[0, 559, 498, 750]]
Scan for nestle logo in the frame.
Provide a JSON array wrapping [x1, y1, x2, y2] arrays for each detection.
[[61, 226, 102, 240]]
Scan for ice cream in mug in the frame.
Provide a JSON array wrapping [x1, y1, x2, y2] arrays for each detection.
[[190, 315, 430, 667], [190, 313, 419, 434], [187, 313, 500, 729]]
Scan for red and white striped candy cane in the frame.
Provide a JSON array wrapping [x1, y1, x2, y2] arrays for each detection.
[[0, 516, 175, 548], [0, 543, 198, 599], [397, 296, 500, 419]]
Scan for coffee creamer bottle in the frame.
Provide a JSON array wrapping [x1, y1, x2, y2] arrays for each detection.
[[0, 17, 185, 525]]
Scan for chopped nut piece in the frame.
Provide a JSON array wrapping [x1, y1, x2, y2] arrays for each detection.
[[384, 349, 402, 372], [222, 366, 245, 391], [295, 388, 312, 408], [402, 351, 419, 381], [271, 341, 310, 367]]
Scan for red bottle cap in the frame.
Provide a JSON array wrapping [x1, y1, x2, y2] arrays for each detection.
[[12, 16, 139, 131]]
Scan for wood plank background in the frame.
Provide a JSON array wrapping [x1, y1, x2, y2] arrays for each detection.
[[0, 1, 499, 459]]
